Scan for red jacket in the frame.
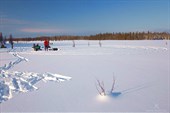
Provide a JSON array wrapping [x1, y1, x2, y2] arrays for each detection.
[[44, 40, 49, 46]]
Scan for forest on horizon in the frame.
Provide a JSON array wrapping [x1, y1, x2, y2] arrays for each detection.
[[1, 31, 170, 42]]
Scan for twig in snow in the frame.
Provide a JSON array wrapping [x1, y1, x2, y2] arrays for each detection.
[[96, 79, 106, 96], [110, 75, 115, 93]]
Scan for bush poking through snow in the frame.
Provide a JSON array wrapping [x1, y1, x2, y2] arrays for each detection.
[[99, 40, 102, 47], [95, 79, 106, 96], [110, 75, 115, 93], [95, 76, 117, 97], [72, 40, 75, 47]]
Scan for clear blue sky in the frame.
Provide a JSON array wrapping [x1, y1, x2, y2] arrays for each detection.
[[0, 0, 169, 38]]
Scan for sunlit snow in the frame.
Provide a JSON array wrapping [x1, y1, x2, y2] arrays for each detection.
[[0, 40, 169, 112]]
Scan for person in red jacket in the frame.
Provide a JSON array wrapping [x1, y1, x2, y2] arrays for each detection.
[[44, 39, 49, 51]]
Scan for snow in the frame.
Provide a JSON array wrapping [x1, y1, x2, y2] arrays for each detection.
[[0, 40, 169, 112], [0, 52, 71, 104]]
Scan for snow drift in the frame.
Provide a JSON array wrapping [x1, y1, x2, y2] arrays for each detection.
[[0, 52, 72, 103]]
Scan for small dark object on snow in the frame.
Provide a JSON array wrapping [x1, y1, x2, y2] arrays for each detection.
[[1, 44, 6, 48], [53, 48, 58, 51], [49, 48, 58, 51]]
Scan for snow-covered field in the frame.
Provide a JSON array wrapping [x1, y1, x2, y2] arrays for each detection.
[[0, 40, 169, 112]]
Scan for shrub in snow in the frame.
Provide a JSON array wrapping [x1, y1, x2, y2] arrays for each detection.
[[72, 40, 75, 47], [88, 41, 90, 47], [99, 40, 102, 47], [95, 79, 106, 96], [95, 76, 121, 97]]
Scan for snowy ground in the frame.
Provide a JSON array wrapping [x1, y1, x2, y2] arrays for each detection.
[[0, 40, 169, 112]]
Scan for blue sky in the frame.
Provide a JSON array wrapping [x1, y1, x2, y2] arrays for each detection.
[[0, 0, 169, 38]]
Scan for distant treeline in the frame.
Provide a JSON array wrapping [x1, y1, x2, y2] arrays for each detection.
[[5, 31, 170, 41]]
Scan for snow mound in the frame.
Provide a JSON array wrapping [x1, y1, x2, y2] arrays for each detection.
[[0, 52, 72, 103]]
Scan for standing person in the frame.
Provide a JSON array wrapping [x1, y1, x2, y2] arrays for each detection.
[[9, 34, 14, 49], [0, 32, 3, 47], [44, 39, 49, 51]]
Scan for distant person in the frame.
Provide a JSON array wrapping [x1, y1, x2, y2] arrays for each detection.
[[44, 39, 49, 51], [33, 43, 41, 51], [0, 32, 4, 48], [9, 34, 14, 49], [32, 44, 36, 51], [35, 44, 41, 51], [32, 43, 36, 51]]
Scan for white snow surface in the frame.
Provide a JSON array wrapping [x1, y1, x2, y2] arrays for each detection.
[[0, 40, 169, 112], [0, 52, 71, 104]]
